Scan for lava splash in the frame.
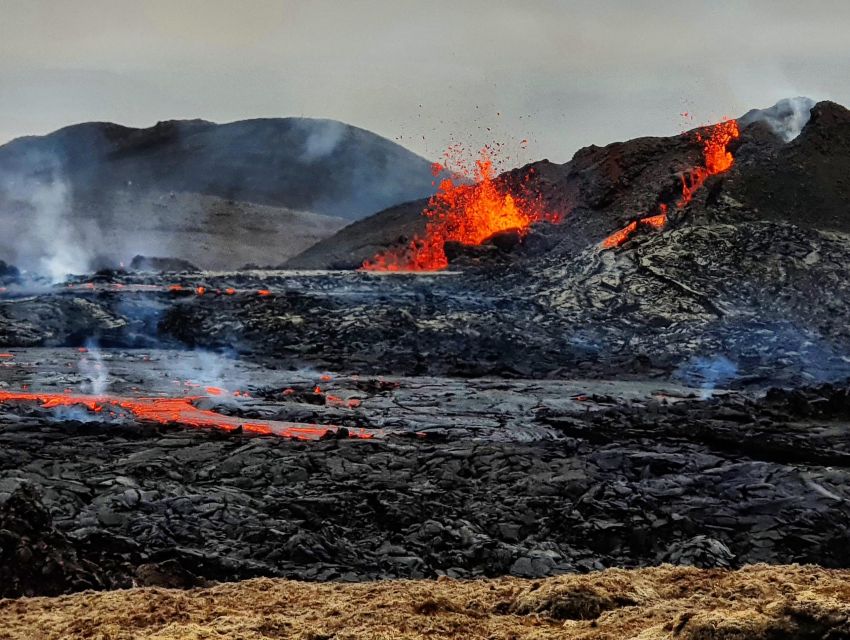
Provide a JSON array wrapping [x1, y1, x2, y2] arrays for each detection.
[[601, 119, 740, 249], [0, 391, 372, 439], [363, 148, 559, 271]]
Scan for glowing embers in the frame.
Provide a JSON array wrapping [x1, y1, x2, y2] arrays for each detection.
[[600, 212, 667, 250], [0, 390, 372, 440], [601, 119, 740, 249], [362, 147, 559, 271]]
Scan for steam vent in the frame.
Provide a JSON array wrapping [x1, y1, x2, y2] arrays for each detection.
[[3, 3, 850, 636]]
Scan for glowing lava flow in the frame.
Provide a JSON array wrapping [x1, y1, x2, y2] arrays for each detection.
[[363, 148, 558, 271], [62, 284, 275, 297], [0, 391, 372, 440], [601, 119, 740, 249], [679, 119, 740, 206]]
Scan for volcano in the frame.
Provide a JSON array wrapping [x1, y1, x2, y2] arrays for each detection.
[[3, 99, 850, 600], [288, 99, 850, 268]]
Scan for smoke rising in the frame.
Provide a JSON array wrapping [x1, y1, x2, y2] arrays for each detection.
[[78, 343, 109, 396], [0, 116, 443, 275], [0, 152, 95, 281], [675, 355, 738, 399], [739, 97, 816, 142], [164, 349, 250, 398], [299, 119, 348, 163]]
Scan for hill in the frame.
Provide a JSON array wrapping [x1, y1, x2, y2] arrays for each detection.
[[287, 98, 850, 270], [0, 118, 441, 275]]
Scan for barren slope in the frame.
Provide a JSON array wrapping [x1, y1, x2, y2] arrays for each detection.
[[0, 190, 348, 270]]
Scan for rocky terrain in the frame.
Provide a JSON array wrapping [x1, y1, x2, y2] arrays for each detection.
[[2, 99, 850, 605], [0, 348, 849, 597], [4, 101, 850, 384], [0, 117, 443, 273], [3, 564, 850, 639]]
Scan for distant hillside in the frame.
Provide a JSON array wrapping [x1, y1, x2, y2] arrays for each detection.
[[0, 118, 440, 276], [3, 189, 348, 272]]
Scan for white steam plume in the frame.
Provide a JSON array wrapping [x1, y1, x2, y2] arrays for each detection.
[[739, 97, 816, 142], [164, 349, 250, 398], [0, 151, 93, 281], [299, 119, 347, 163], [78, 344, 110, 396]]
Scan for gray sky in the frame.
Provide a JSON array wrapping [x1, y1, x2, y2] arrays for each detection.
[[1, 0, 849, 165]]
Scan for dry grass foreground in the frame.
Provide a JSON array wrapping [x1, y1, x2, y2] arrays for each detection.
[[1, 564, 850, 639]]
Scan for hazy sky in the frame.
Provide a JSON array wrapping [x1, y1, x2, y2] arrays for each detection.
[[2, 0, 849, 165]]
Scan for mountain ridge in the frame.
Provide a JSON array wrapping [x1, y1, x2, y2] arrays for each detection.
[[0, 117, 442, 275], [0, 116, 441, 219]]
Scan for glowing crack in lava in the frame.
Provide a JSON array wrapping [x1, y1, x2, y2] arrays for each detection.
[[0, 391, 373, 440], [62, 283, 275, 296], [601, 119, 740, 249], [362, 148, 559, 271]]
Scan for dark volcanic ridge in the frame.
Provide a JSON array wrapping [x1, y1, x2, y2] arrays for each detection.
[[289, 98, 850, 269]]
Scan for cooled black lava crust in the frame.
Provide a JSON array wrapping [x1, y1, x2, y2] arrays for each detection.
[[1, 383, 849, 597]]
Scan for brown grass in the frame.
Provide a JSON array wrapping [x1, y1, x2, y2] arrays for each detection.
[[1, 564, 849, 639]]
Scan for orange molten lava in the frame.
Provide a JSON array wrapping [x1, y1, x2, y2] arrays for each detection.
[[60, 283, 282, 298], [679, 119, 740, 207], [0, 391, 372, 440], [601, 119, 740, 249], [363, 148, 558, 271]]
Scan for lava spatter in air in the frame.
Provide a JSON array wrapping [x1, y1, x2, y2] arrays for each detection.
[[601, 119, 740, 249], [0, 390, 372, 440], [362, 146, 559, 271]]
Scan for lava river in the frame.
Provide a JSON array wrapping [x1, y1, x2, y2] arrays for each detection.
[[601, 119, 741, 248], [0, 390, 372, 439]]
